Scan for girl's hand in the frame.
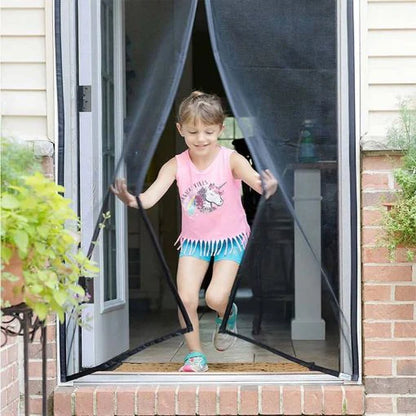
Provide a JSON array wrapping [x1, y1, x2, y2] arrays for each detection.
[[110, 178, 138, 208], [261, 169, 278, 199]]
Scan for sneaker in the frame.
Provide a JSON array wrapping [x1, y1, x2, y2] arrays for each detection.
[[213, 303, 238, 352], [178, 352, 208, 372]]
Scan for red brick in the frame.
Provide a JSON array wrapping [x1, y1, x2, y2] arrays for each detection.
[[398, 396, 416, 413], [363, 264, 412, 282], [7, 344, 18, 364], [344, 386, 365, 415], [75, 386, 95, 416], [28, 343, 56, 360], [96, 386, 115, 416], [322, 386, 343, 415], [362, 209, 384, 226], [362, 191, 395, 208], [364, 359, 393, 376], [363, 322, 392, 338], [364, 303, 413, 320], [1, 364, 16, 387], [303, 386, 323, 415], [260, 385, 280, 415], [361, 227, 384, 245], [157, 386, 175, 416], [363, 247, 412, 263], [362, 155, 401, 171], [137, 386, 156, 416], [29, 359, 57, 378], [239, 386, 258, 415], [198, 386, 216, 416], [364, 340, 415, 357], [1, 347, 8, 367], [29, 396, 43, 414], [115, 386, 136, 416], [363, 284, 391, 301], [365, 395, 393, 413], [397, 359, 416, 375], [219, 385, 238, 415], [362, 172, 390, 190], [395, 285, 416, 301], [395, 322, 416, 337], [1, 387, 8, 408], [5, 380, 19, 406], [1, 400, 19, 416], [42, 156, 55, 176], [282, 386, 301, 415], [32, 324, 56, 343], [29, 379, 56, 396], [362, 247, 391, 264], [177, 385, 196, 415]]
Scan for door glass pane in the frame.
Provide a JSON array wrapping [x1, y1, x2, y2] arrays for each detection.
[[101, 0, 117, 301]]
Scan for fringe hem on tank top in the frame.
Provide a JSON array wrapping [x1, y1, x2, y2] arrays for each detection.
[[174, 232, 250, 256]]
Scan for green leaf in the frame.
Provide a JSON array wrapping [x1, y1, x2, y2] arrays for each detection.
[[54, 290, 68, 306], [70, 285, 85, 296], [1, 194, 19, 209], [30, 284, 44, 294], [32, 303, 48, 321], [12, 230, 29, 253]]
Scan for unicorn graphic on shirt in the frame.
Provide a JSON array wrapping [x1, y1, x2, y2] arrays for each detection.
[[185, 182, 226, 215]]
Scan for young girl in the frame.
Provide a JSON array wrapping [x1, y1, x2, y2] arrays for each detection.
[[111, 91, 277, 372]]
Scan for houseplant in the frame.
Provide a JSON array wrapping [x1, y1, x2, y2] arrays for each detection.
[[1, 137, 100, 324], [383, 99, 416, 260]]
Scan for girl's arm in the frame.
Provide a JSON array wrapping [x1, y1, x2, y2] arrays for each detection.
[[111, 157, 177, 209], [231, 152, 278, 199]]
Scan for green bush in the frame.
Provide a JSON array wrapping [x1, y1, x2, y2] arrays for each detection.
[[383, 100, 416, 260], [1, 138, 100, 323]]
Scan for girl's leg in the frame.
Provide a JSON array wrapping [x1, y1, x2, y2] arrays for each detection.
[[177, 256, 210, 352], [205, 260, 239, 317], [205, 260, 240, 351]]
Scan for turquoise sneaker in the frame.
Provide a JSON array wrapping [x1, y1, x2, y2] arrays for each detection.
[[213, 303, 238, 351], [179, 352, 208, 372]]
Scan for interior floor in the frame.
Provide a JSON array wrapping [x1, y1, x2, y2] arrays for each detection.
[[125, 308, 339, 371]]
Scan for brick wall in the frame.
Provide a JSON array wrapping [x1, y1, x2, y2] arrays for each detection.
[[54, 384, 365, 416], [0, 327, 20, 416], [361, 153, 416, 415], [5, 152, 415, 415]]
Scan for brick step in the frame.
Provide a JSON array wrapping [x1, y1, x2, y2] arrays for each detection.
[[54, 384, 365, 415]]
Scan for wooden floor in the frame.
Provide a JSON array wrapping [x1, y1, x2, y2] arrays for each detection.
[[125, 308, 339, 371]]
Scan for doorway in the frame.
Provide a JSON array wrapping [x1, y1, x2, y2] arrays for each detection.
[[121, 0, 339, 372]]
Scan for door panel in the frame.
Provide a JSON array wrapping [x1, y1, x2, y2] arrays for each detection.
[[78, 0, 129, 367]]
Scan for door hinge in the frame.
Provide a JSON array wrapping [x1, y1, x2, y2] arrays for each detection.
[[78, 85, 91, 112]]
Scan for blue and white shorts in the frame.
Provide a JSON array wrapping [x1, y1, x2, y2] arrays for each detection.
[[179, 240, 245, 265]]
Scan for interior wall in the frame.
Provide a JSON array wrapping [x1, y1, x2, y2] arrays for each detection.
[[125, 1, 180, 310]]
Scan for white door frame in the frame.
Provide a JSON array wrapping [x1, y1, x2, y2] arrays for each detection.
[[78, 0, 129, 367]]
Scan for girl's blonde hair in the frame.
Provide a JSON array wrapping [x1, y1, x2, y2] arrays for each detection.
[[178, 91, 225, 126]]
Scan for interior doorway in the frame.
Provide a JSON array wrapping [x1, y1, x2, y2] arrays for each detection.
[[121, 0, 340, 372]]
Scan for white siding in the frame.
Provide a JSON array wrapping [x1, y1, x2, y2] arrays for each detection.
[[362, 1, 416, 149], [0, 1, 55, 146]]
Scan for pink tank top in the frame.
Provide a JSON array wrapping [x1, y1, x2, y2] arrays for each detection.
[[175, 146, 250, 255]]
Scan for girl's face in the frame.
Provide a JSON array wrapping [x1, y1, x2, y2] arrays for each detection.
[[177, 119, 224, 156]]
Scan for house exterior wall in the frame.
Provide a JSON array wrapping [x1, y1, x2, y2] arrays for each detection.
[[1, 1, 57, 415], [360, 1, 416, 414], [1, 1, 415, 415], [1, 0, 55, 149], [361, 0, 416, 150]]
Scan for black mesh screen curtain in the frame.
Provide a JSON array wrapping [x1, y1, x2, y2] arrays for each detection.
[[205, 0, 353, 375], [64, 0, 197, 380], [73, 0, 355, 378], [117, 0, 198, 347]]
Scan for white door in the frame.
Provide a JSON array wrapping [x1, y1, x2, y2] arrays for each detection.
[[78, 0, 129, 367]]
